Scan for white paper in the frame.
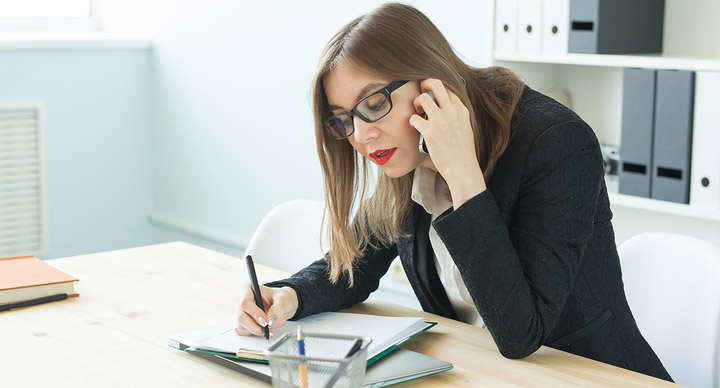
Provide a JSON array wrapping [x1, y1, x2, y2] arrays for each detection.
[[194, 312, 429, 360]]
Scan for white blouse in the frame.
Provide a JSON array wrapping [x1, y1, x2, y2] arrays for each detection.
[[410, 166, 485, 328]]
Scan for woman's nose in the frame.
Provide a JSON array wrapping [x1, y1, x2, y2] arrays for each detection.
[[352, 117, 380, 144]]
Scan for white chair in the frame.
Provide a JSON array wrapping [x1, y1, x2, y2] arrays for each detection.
[[243, 199, 329, 274], [618, 232, 720, 388]]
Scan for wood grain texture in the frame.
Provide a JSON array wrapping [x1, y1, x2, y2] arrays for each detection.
[[0, 242, 681, 387]]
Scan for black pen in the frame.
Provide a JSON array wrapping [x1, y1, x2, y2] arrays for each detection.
[[245, 255, 270, 341], [0, 293, 71, 312], [323, 338, 364, 388]]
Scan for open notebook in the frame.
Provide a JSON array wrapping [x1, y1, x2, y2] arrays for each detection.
[[171, 312, 435, 364], [169, 313, 452, 387]]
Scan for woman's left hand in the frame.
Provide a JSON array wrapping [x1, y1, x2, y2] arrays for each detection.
[[409, 78, 487, 209]]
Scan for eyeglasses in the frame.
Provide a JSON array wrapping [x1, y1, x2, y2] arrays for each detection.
[[323, 80, 409, 140]]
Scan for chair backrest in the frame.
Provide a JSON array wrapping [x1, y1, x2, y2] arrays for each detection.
[[618, 232, 720, 388], [243, 199, 329, 274]]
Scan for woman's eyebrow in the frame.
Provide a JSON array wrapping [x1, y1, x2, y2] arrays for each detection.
[[328, 82, 386, 111], [355, 82, 385, 101]]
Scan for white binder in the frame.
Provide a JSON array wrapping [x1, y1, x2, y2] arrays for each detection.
[[690, 71, 720, 210], [494, 0, 519, 52], [517, 0, 543, 53], [542, 0, 569, 54]]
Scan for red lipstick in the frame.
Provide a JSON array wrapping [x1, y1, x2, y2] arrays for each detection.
[[369, 148, 396, 165]]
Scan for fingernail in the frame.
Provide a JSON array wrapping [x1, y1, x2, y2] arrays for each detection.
[[267, 316, 276, 327], [257, 316, 267, 327]]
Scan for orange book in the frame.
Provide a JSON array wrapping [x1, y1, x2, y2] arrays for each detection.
[[0, 255, 78, 304]]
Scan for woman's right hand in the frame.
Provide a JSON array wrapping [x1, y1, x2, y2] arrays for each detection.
[[234, 284, 299, 336]]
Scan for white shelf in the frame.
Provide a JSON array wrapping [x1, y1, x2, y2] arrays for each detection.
[[494, 51, 720, 72], [490, 0, 720, 235], [605, 177, 720, 222]]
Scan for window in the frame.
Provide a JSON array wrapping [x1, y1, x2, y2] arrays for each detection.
[[0, 0, 100, 32]]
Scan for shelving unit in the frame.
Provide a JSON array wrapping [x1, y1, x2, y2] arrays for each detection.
[[494, 52, 720, 72], [606, 178, 720, 222], [489, 0, 720, 244]]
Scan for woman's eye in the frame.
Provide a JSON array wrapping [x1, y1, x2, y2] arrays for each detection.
[[367, 98, 388, 112]]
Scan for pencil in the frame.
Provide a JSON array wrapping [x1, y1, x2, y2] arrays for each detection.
[[297, 326, 309, 388]]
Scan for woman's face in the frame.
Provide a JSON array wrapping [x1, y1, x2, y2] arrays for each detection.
[[323, 62, 433, 178]]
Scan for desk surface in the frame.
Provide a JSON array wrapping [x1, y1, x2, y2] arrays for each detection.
[[0, 242, 678, 387]]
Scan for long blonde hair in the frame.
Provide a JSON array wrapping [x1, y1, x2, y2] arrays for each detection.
[[312, 3, 525, 284]]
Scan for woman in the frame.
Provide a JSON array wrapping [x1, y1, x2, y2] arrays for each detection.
[[234, 3, 672, 381]]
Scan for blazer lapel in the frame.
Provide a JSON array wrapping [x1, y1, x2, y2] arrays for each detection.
[[398, 204, 459, 320]]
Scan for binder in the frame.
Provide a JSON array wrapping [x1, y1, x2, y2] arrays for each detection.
[[517, 0, 543, 53], [619, 68, 656, 198], [689, 72, 720, 210], [651, 70, 695, 203], [568, 0, 665, 54], [494, 0, 519, 52], [542, 0, 569, 54], [568, 0, 597, 53]]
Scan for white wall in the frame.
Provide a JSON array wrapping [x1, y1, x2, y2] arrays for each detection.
[[98, 0, 151, 37], [147, 0, 493, 255], [0, 49, 154, 259]]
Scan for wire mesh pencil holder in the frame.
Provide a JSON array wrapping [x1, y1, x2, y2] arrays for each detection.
[[266, 332, 371, 388]]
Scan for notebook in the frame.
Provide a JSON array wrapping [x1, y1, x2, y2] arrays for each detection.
[[0, 255, 78, 304], [182, 312, 434, 364], [169, 325, 453, 387]]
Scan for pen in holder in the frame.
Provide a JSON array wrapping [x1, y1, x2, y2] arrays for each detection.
[[266, 332, 371, 388]]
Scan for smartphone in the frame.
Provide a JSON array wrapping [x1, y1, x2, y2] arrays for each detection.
[[419, 91, 436, 156]]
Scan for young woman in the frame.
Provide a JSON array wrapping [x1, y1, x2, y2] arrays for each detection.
[[234, 3, 672, 381]]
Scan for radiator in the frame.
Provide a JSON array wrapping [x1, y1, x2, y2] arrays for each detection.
[[0, 102, 48, 257]]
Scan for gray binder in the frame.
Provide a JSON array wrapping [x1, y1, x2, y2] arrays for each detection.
[[651, 70, 695, 203], [619, 68, 657, 198], [568, 0, 665, 54]]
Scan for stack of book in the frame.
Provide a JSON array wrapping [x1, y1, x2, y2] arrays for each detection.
[[0, 255, 78, 311]]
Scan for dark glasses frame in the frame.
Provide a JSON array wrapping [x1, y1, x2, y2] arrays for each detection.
[[323, 80, 409, 140]]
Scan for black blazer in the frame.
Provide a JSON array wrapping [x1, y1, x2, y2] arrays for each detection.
[[268, 88, 672, 381]]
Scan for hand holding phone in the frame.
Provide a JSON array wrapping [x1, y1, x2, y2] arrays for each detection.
[[411, 78, 486, 208], [419, 91, 436, 156]]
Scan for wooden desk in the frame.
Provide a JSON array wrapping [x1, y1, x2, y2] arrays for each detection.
[[0, 242, 678, 387]]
